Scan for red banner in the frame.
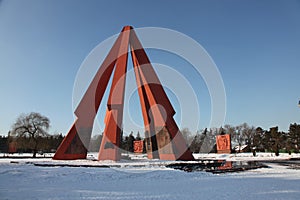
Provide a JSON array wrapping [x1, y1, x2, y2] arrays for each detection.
[[216, 134, 231, 153], [134, 141, 143, 153]]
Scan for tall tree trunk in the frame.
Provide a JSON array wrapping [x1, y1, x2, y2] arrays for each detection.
[[33, 150, 37, 158], [32, 138, 38, 158]]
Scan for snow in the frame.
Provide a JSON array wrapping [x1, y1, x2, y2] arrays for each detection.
[[193, 152, 300, 161], [0, 153, 300, 200]]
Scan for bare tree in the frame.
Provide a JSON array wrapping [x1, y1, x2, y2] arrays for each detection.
[[199, 128, 217, 153], [189, 129, 207, 153], [241, 123, 256, 148], [224, 124, 236, 136], [181, 128, 194, 146], [11, 112, 50, 157]]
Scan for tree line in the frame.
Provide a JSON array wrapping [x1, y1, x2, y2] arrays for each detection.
[[89, 131, 145, 153], [0, 112, 63, 157], [0, 134, 64, 155], [186, 122, 300, 156], [0, 112, 146, 157], [1, 112, 299, 157]]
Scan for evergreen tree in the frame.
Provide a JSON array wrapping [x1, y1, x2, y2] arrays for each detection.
[[136, 131, 142, 141], [268, 127, 284, 156], [128, 132, 135, 152], [189, 129, 207, 153], [288, 123, 300, 153]]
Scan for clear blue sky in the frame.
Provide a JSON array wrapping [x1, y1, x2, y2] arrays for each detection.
[[0, 0, 300, 136]]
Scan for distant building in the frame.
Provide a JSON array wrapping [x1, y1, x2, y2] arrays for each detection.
[[233, 145, 250, 153]]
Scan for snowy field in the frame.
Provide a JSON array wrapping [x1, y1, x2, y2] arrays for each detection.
[[0, 153, 300, 200]]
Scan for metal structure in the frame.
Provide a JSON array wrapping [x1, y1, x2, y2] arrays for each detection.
[[53, 26, 194, 161]]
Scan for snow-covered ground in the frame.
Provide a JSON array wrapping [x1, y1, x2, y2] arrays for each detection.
[[193, 152, 300, 161], [0, 153, 300, 200]]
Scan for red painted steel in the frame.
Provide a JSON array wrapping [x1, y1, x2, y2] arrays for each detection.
[[53, 26, 131, 160], [53, 26, 194, 161], [130, 30, 194, 161], [98, 26, 131, 160]]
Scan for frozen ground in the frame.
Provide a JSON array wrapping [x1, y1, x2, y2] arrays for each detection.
[[0, 153, 300, 200]]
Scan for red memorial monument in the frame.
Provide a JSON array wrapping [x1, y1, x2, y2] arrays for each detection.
[[53, 26, 194, 161], [133, 141, 144, 154], [216, 134, 231, 154]]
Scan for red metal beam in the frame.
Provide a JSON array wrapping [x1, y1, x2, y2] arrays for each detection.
[[53, 26, 131, 160], [130, 29, 194, 161], [98, 26, 131, 161], [53, 26, 194, 161]]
